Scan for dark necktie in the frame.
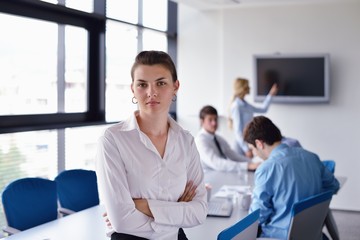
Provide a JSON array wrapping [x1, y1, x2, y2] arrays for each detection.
[[214, 136, 226, 159]]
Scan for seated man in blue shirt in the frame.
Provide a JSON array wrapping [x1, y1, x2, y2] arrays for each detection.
[[243, 116, 340, 239]]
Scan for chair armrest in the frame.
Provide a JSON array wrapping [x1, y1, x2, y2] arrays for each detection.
[[58, 207, 76, 216], [2, 225, 21, 235]]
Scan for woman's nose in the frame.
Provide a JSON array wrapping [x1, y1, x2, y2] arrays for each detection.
[[147, 87, 157, 97]]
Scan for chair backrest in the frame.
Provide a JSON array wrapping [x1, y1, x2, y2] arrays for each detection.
[[322, 160, 336, 173], [55, 169, 99, 212], [287, 190, 333, 240], [217, 209, 260, 240], [1, 177, 58, 231]]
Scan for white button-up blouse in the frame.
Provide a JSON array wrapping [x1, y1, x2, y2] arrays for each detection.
[[96, 111, 207, 239]]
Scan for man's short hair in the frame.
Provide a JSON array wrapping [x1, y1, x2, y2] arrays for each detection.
[[243, 116, 282, 146], [199, 105, 218, 120]]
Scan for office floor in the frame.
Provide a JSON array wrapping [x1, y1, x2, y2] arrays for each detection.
[[324, 209, 360, 240]]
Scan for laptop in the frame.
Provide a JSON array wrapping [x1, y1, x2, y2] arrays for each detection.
[[207, 198, 233, 217]]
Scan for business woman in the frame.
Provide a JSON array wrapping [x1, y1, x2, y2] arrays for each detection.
[[96, 50, 207, 240]]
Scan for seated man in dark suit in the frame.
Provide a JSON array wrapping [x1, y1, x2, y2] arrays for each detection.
[[195, 105, 260, 172]]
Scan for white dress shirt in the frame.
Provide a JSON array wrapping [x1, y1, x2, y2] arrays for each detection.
[[96, 111, 207, 240], [195, 128, 250, 172]]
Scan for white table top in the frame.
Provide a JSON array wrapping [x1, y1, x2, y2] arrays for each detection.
[[3, 170, 344, 240], [184, 170, 253, 239], [2, 205, 108, 240]]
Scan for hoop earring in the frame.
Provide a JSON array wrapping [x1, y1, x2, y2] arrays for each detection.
[[132, 97, 138, 104], [172, 94, 177, 102]]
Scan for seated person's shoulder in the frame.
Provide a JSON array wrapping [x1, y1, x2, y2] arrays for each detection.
[[297, 147, 318, 156], [281, 136, 302, 148], [195, 131, 206, 141]]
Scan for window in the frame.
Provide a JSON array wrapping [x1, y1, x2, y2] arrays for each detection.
[[143, 29, 168, 51], [65, 125, 108, 170], [65, 0, 93, 13], [0, 0, 177, 231], [143, 0, 168, 31], [0, 15, 88, 115], [0, 1, 105, 133], [0, 130, 58, 229], [105, 21, 138, 121], [106, 0, 138, 24], [41, 0, 94, 13], [64, 25, 88, 113], [0, 14, 58, 115]]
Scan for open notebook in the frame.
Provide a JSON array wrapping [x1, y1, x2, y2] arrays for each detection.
[[207, 198, 233, 217]]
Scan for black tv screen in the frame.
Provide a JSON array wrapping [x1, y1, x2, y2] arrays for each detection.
[[254, 54, 330, 103]]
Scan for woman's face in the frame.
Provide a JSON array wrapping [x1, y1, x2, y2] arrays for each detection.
[[243, 83, 250, 94], [131, 64, 179, 115]]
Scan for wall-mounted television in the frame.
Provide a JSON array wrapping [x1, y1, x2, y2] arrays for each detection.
[[253, 53, 330, 103]]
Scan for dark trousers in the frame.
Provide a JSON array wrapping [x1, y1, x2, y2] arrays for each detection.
[[111, 228, 188, 240]]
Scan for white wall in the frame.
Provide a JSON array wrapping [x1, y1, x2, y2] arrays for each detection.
[[177, 1, 360, 211], [177, 7, 223, 130]]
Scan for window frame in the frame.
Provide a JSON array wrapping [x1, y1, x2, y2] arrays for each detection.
[[0, 0, 106, 133], [0, 0, 177, 134]]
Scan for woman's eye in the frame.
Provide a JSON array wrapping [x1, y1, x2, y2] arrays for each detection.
[[157, 82, 166, 86], [138, 83, 147, 88]]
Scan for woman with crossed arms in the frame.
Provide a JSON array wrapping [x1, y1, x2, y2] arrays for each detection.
[[96, 51, 207, 240]]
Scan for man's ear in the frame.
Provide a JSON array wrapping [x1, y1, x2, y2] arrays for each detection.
[[254, 139, 263, 149]]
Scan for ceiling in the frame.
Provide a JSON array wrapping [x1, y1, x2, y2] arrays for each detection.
[[171, 0, 345, 10]]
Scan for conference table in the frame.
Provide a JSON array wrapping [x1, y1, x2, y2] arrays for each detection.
[[2, 170, 345, 240], [2, 204, 108, 240], [184, 169, 254, 239], [2, 170, 251, 240]]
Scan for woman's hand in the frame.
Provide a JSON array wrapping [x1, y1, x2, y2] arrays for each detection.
[[102, 212, 112, 228], [248, 162, 261, 171], [133, 198, 153, 218], [269, 83, 278, 96], [245, 150, 254, 158], [178, 181, 197, 202], [106, 182, 198, 221]]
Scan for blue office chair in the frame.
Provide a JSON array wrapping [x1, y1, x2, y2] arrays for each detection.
[[55, 169, 99, 215], [322, 160, 336, 173], [217, 209, 260, 240], [1, 177, 58, 235], [287, 190, 333, 240]]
